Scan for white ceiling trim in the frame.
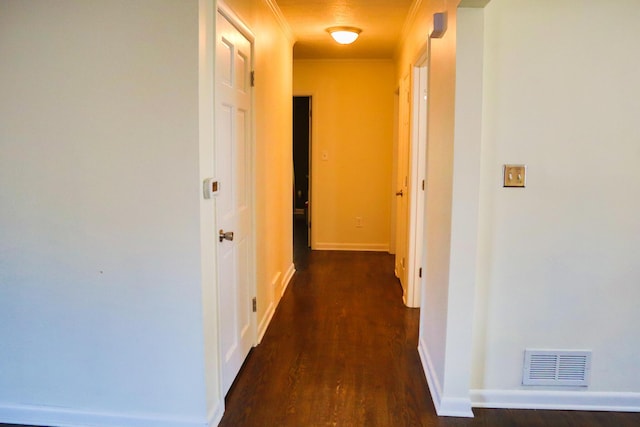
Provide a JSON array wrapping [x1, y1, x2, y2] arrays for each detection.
[[459, 0, 491, 7], [398, 0, 423, 49], [263, 0, 296, 43]]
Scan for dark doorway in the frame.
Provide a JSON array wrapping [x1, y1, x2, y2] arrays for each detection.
[[293, 96, 311, 269]]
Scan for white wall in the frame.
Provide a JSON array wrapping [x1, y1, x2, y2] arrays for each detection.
[[436, 4, 485, 416], [199, 0, 222, 421], [0, 1, 209, 426], [472, 0, 640, 409], [395, 0, 479, 416]]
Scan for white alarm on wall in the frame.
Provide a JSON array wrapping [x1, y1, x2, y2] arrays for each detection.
[[203, 178, 219, 199]]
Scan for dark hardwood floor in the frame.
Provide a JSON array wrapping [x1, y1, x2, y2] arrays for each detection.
[[3, 251, 640, 427], [219, 250, 640, 427]]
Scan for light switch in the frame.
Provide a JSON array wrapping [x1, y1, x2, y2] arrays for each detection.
[[503, 164, 526, 188]]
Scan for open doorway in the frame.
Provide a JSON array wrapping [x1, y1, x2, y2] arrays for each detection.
[[293, 96, 311, 269]]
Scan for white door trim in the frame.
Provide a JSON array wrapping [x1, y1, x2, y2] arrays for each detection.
[[405, 50, 429, 308], [218, 1, 255, 43]]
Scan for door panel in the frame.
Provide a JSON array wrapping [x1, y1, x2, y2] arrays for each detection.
[[216, 10, 253, 396]]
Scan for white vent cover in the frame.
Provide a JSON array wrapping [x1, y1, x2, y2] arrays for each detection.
[[523, 349, 591, 386]]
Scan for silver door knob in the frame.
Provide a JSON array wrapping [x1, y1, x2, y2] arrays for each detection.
[[219, 230, 234, 242], [396, 190, 404, 196]]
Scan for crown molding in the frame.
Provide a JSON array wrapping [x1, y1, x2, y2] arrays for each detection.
[[263, 0, 296, 44], [398, 0, 423, 47]]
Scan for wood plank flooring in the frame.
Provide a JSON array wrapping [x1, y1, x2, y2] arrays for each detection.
[[219, 250, 640, 427]]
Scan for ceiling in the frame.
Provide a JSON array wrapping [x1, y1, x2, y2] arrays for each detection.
[[275, 0, 415, 59]]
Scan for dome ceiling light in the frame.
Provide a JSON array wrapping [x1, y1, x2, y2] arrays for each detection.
[[326, 26, 362, 45]]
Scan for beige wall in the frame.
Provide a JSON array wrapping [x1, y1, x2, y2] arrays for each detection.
[[293, 59, 395, 251]]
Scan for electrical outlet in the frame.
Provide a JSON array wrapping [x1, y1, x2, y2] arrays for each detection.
[[355, 216, 363, 228]]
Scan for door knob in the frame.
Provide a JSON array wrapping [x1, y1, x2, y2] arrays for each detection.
[[219, 229, 234, 242], [396, 190, 404, 196]]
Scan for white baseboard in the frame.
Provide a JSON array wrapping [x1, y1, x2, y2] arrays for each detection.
[[439, 397, 475, 418], [418, 339, 474, 418], [418, 338, 444, 413], [0, 402, 207, 427], [257, 299, 275, 344], [256, 271, 281, 344], [314, 242, 389, 252], [471, 389, 640, 412], [256, 265, 295, 345], [207, 401, 224, 427], [281, 263, 295, 296]]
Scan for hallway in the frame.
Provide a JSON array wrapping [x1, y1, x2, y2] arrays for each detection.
[[219, 250, 428, 426], [218, 251, 640, 427]]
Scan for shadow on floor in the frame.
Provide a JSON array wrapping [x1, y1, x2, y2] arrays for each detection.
[[293, 214, 310, 270]]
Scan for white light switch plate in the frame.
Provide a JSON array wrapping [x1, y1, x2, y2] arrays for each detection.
[[503, 165, 526, 187]]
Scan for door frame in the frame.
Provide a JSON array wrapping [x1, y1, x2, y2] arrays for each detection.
[[215, 0, 258, 391], [292, 95, 313, 248], [405, 47, 429, 308]]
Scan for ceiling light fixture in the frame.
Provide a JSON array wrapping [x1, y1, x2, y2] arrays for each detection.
[[327, 26, 362, 45]]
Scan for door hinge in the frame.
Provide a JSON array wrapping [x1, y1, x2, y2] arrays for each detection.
[[418, 267, 422, 278], [422, 179, 425, 190], [250, 71, 255, 87], [252, 297, 257, 313]]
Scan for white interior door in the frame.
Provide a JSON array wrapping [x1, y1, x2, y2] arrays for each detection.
[[406, 65, 428, 308], [216, 9, 254, 395]]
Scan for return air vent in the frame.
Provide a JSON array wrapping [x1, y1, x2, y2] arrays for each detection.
[[523, 349, 591, 386]]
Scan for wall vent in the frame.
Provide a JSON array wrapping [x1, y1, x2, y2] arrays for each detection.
[[523, 349, 591, 386]]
